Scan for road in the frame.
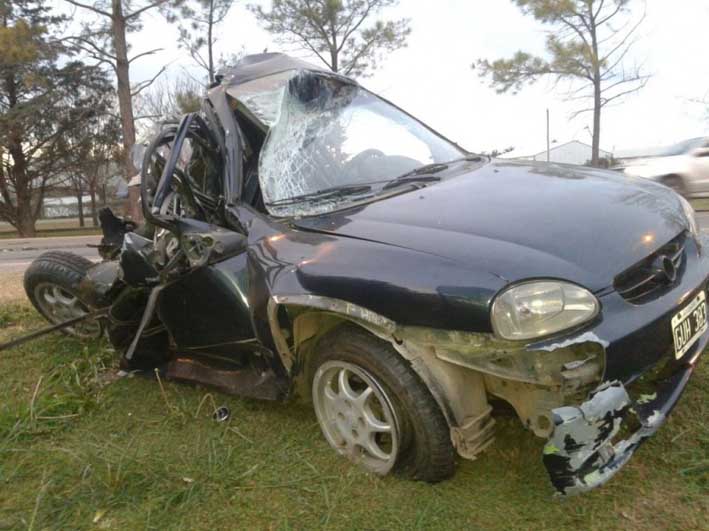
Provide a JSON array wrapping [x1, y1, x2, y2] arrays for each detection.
[[0, 235, 101, 273], [2, 213, 709, 274]]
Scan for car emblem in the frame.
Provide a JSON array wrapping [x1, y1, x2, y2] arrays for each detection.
[[651, 254, 677, 284]]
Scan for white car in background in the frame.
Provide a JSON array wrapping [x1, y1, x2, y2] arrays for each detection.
[[623, 137, 709, 197]]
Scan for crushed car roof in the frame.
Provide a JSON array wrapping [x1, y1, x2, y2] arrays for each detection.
[[220, 52, 328, 87]]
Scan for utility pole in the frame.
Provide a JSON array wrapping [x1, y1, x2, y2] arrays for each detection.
[[546, 108, 550, 162]]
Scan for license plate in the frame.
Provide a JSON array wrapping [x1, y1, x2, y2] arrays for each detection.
[[671, 291, 708, 360]]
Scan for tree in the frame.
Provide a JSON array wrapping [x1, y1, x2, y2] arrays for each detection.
[[0, 0, 110, 236], [62, 89, 121, 227], [66, 0, 180, 179], [249, 0, 411, 78], [475, 0, 649, 166], [177, 0, 237, 84]]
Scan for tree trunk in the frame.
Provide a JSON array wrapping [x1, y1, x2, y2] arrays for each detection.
[[75, 180, 85, 227], [5, 70, 37, 237], [589, 9, 601, 167], [112, 0, 137, 180], [207, 0, 215, 83], [90, 184, 98, 227], [330, 45, 338, 72], [591, 79, 601, 167], [16, 203, 36, 237]]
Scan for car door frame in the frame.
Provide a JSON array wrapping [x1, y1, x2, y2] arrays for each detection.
[[141, 90, 269, 364]]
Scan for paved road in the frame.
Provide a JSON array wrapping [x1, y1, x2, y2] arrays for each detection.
[[2, 213, 709, 275], [0, 235, 101, 273]]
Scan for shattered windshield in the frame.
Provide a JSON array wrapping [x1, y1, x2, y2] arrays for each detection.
[[256, 71, 465, 217], [227, 70, 293, 126]]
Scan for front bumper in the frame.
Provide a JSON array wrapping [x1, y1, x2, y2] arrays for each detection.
[[538, 235, 709, 495], [542, 359, 701, 495]]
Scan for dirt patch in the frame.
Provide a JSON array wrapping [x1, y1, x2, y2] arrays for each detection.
[[0, 271, 26, 304]]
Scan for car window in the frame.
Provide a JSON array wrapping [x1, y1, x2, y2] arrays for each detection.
[[341, 107, 434, 167], [258, 71, 464, 217]]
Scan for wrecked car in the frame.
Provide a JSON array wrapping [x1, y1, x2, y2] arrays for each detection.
[[15, 53, 708, 494]]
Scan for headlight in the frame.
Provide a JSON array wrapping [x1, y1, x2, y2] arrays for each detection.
[[491, 281, 600, 341], [678, 195, 699, 238]]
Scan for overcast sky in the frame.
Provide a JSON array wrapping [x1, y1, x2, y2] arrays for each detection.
[[72, 0, 709, 156]]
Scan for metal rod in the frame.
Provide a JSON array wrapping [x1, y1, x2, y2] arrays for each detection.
[[0, 310, 108, 352]]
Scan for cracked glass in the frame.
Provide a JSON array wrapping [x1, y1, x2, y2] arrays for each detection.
[[240, 70, 464, 217]]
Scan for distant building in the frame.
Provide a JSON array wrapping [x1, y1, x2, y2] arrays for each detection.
[[515, 140, 613, 166], [42, 196, 92, 219]]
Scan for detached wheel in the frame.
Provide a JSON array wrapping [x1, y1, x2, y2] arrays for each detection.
[[311, 325, 455, 482], [24, 251, 102, 339]]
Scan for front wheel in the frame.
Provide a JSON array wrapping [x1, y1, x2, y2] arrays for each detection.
[[311, 325, 456, 482], [24, 251, 102, 339]]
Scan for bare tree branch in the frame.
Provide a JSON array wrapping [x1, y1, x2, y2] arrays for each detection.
[[131, 65, 168, 97], [126, 0, 170, 20], [129, 48, 164, 64], [65, 0, 111, 18]]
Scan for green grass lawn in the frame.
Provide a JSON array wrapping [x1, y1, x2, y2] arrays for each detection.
[[0, 228, 102, 240], [0, 218, 101, 239], [1, 302, 707, 530]]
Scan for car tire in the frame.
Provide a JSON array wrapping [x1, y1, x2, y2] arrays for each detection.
[[311, 324, 456, 482], [661, 174, 686, 195], [24, 251, 102, 339]]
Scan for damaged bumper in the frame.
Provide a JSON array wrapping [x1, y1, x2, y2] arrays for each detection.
[[543, 360, 700, 495]]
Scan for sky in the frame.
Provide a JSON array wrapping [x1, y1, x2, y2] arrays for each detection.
[[68, 0, 709, 157]]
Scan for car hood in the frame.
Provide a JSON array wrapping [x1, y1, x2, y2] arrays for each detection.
[[293, 159, 690, 292]]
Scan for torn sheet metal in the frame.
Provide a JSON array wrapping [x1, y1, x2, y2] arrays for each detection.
[[543, 366, 693, 495], [534, 331, 610, 352], [401, 326, 604, 388]]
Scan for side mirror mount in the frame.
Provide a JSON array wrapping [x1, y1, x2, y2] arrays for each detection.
[[174, 218, 247, 268]]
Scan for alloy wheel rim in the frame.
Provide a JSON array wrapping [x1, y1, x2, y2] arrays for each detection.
[[34, 282, 101, 338], [313, 360, 400, 475]]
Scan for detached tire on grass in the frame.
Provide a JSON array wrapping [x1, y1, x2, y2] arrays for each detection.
[[24, 251, 102, 339], [311, 324, 456, 482]]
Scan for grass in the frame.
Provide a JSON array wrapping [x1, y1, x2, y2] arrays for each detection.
[[1, 302, 708, 530], [0, 228, 102, 240], [0, 218, 102, 239]]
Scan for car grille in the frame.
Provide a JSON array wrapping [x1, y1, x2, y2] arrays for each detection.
[[614, 232, 686, 304]]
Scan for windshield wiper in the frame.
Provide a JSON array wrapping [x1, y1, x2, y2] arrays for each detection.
[[266, 184, 373, 207], [381, 155, 486, 191], [382, 162, 448, 190]]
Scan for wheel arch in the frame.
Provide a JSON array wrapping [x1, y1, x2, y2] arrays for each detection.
[[266, 295, 488, 430]]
